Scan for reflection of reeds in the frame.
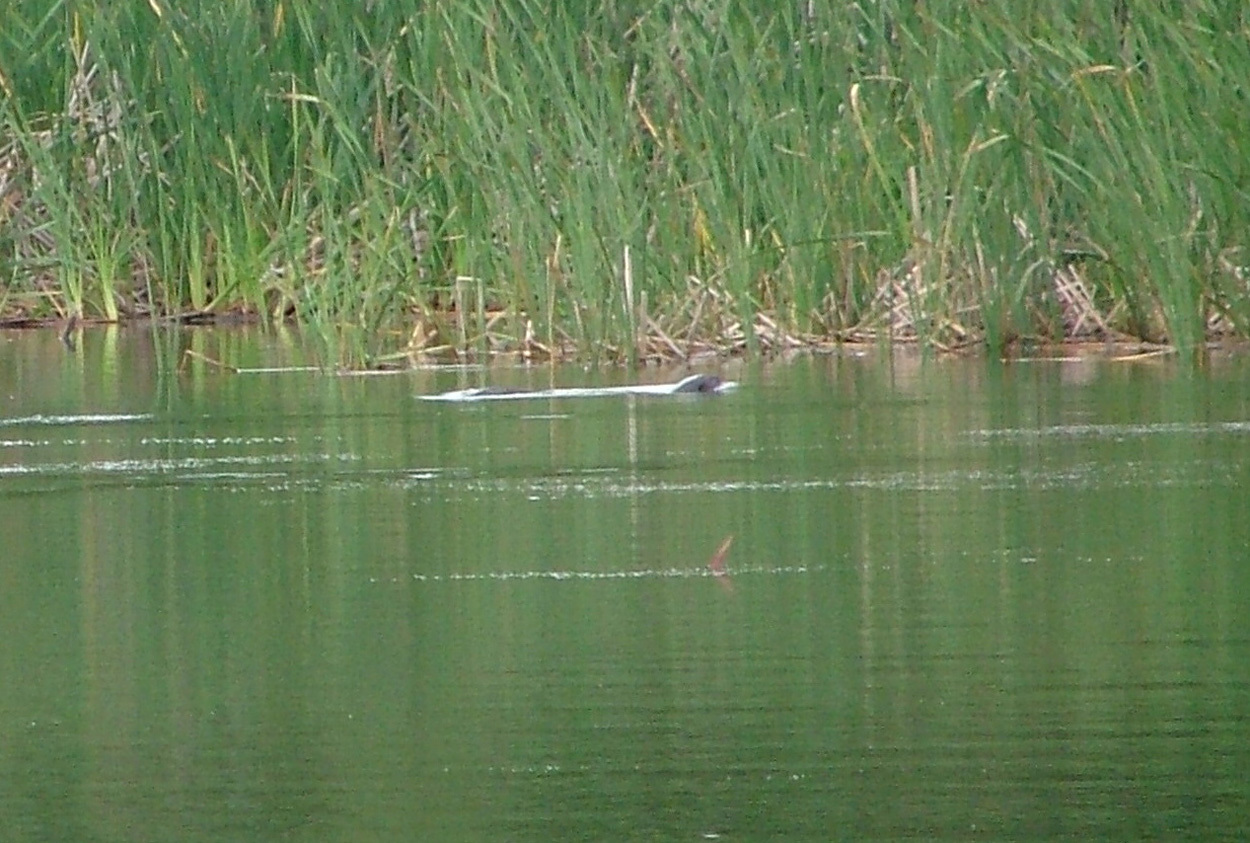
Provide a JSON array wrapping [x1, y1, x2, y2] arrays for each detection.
[[2, 3, 1249, 364]]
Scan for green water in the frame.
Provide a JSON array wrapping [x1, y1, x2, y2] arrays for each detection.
[[2, 330, 1249, 841]]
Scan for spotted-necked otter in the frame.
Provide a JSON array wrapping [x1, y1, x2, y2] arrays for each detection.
[[671, 374, 723, 393], [421, 374, 736, 402]]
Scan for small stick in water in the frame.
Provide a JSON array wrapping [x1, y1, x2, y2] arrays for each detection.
[[182, 349, 239, 372], [708, 535, 733, 578], [60, 314, 78, 351]]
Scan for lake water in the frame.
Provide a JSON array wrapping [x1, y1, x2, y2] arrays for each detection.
[[2, 329, 1249, 841]]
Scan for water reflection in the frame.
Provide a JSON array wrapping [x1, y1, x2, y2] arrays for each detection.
[[1, 334, 1248, 840]]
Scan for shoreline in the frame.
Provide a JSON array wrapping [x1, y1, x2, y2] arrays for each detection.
[[2, 312, 1236, 370]]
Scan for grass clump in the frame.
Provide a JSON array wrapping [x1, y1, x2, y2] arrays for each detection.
[[2, 1, 1249, 365]]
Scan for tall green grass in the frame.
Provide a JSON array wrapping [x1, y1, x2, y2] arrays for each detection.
[[1, 0, 1248, 364]]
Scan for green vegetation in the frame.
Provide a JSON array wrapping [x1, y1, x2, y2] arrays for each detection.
[[2, 1, 1248, 364]]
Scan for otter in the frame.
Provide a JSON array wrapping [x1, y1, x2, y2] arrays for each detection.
[[422, 374, 736, 402], [671, 374, 723, 393]]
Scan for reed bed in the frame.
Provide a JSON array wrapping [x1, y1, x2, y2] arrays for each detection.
[[1, 1, 1248, 364]]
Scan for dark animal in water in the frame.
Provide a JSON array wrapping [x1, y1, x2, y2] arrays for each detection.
[[420, 373, 736, 402], [672, 374, 723, 393], [475, 374, 722, 396]]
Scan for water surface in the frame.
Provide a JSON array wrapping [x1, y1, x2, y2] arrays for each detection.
[[2, 329, 1249, 841]]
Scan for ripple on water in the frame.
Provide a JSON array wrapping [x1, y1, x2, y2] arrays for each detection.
[[399, 457, 1238, 501], [366, 563, 821, 585], [0, 412, 154, 427], [964, 420, 1250, 440], [0, 410, 361, 489]]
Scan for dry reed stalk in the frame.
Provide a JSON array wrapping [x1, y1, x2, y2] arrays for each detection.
[[1053, 264, 1108, 337]]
